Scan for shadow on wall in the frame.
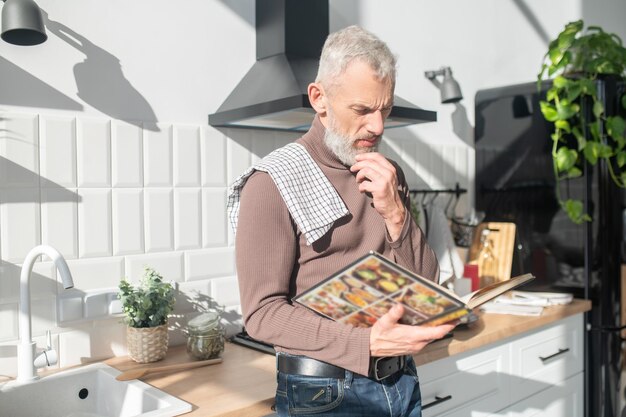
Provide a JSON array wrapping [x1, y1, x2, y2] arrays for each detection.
[[42, 11, 160, 132], [451, 103, 473, 146], [0, 57, 83, 110], [511, 0, 551, 46], [170, 289, 242, 338], [0, 157, 81, 202]]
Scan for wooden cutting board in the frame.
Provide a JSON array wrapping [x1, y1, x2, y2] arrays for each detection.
[[467, 222, 516, 286]]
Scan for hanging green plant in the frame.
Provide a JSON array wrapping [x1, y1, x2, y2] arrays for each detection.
[[537, 20, 626, 224]]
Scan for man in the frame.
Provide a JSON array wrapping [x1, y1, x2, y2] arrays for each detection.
[[230, 26, 455, 417]]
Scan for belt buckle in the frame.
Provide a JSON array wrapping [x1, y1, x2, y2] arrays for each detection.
[[372, 356, 405, 381]]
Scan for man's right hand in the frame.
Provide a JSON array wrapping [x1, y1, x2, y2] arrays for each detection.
[[369, 304, 456, 357]]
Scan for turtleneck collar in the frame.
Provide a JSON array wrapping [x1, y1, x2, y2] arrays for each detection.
[[297, 115, 348, 170]]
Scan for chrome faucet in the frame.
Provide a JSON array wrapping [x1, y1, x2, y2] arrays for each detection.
[[18, 245, 74, 382]]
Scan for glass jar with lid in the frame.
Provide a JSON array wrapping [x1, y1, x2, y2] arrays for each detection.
[[186, 312, 225, 360]]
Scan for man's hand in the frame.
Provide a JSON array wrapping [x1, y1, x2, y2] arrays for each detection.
[[350, 152, 406, 240], [369, 304, 456, 357]]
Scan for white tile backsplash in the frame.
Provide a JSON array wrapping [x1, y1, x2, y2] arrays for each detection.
[[0, 113, 39, 188], [144, 188, 174, 253], [41, 188, 79, 259], [125, 252, 184, 283], [201, 126, 227, 186], [227, 130, 252, 183], [39, 116, 77, 188], [58, 290, 84, 323], [112, 121, 143, 187], [66, 257, 124, 291], [0, 303, 18, 340], [112, 189, 144, 256], [185, 248, 235, 281], [0, 188, 41, 263], [210, 276, 240, 307], [174, 125, 201, 187], [31, 297, 57, 336], [144, 124, 173, 187], [77, 118, 111, 187], [77, 189, 112, 258], [174, 188, 201, 250], [0, 110, 470, 378], [202, 188, 227, 247]]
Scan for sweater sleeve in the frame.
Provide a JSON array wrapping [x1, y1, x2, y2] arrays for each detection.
[[235, 171, 372, 376], [386, 162, 440, 282]]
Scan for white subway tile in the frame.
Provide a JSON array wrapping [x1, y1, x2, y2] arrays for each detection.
[[0, 113, 39, 187], [227, 130, 252, 183], [58, 290, 84, 323], [31, 262, 57, 297], [77, 189, 112, 258], [0, 188, 41, 263], [201, 126, 226, 186], [185, 248, 235, 281], [174, 188, 201, 250], [144, 124, 173, 187], [0, 262, 19, 302], [31, 297, 57, 336], [0, 341, 18, 376], [41, 188, 78, 260], [58, 325, 93, 367], [174, 280, 211, 313], [144, 189, 174, 253], [0, 261, 56, 303], [66, 257, 124, 291], [125, 252, 184, 283], [91, 319, 127, 357], [112, 121, 143, 187], [112, 189, 144, 256], [39, 116, 76, 188], [76, 118, 111, 187], [174, 125, 201, 186], [210, 276, 240, 307], [0, 303, 18, 341], [202, 188, 227, 247]]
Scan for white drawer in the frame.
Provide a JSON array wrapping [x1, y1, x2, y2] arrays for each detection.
[[508, 314, 583, 404], [417, 343, 511, 417], [491, 372, 584, 417]]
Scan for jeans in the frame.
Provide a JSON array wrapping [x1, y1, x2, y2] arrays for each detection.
[[275, 354, 422, 417]]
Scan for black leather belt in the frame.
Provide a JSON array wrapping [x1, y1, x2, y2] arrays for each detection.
[[277, 354, 406, 381]]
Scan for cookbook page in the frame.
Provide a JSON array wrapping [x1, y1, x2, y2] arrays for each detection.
[[294, 252, 467, 328]]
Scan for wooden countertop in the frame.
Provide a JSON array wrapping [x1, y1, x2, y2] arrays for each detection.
[[105, 299, 591, 417]]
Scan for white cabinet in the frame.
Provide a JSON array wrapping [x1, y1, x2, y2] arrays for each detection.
[[419, 343, 511, 417], [492, 373, 583, 417], [416, 314, 584, 417]]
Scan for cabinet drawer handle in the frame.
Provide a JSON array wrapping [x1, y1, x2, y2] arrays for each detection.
[[539, 348, 570, 362], [422, 395, 452, 410]]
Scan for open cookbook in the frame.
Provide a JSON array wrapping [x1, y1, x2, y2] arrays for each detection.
[[293, 252, 535, 328]]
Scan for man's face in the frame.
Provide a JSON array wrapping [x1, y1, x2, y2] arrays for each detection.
[[322, 60, 394, 165]]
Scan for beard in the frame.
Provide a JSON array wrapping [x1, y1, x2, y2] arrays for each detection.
[[323, 114, 380, 166]]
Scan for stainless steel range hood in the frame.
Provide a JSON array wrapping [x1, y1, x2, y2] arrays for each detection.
[[208, 0, 436, 132]]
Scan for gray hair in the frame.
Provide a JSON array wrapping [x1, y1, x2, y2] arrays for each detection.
[[316, 25, 397, 92]]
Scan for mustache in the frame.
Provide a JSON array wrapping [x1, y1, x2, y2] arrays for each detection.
[[353, 135, 380, 142]]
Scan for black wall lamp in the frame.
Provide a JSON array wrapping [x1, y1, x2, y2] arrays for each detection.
[[425, 67, 463, 104], [1, 0, 47, 46]]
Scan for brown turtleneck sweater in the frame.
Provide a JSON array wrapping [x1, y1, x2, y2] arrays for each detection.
[[235, 115, 439, 376]]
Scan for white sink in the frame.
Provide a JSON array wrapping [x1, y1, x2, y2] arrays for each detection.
[[0, 363, 192, 417]]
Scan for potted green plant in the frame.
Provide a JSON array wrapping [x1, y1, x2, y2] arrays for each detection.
[[118, 266, 176, 363], [538, 20, 626, 223]]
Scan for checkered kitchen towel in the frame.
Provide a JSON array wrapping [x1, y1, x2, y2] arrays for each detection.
[[227, 143, 349, 245]]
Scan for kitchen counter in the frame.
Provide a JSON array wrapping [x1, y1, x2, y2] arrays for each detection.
[[105, 299, 591, 417]]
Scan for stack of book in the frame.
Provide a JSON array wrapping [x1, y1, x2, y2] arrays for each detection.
[[480, 290, 574, 317]]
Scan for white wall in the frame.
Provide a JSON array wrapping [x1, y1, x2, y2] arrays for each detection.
[[0, 0, 623, 377]]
